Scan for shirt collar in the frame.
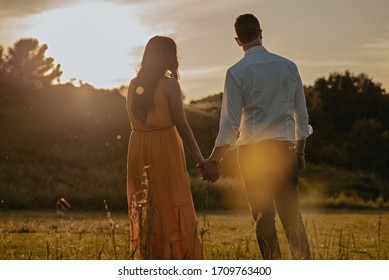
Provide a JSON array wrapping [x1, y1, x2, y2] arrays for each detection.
[[244, 45, 268, 57]]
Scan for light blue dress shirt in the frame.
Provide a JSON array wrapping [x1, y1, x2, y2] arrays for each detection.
[[215, 45, 312, 148]]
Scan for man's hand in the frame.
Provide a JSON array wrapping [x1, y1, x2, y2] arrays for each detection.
[[197, 159, 220, 183], [296, 153, 306, 173]]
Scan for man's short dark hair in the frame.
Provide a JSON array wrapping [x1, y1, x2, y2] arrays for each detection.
[[234, 14, 261, 44]]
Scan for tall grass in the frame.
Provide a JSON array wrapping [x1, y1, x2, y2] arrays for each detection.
[[0, 210, 388, 260]]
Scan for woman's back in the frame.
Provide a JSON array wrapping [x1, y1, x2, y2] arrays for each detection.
[[127, 78, 174, 131]]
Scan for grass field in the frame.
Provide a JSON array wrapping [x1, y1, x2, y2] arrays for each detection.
[[0, 209, 387, 260]]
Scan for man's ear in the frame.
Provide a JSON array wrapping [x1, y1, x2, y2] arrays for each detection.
[[235, 37, 243, 46]]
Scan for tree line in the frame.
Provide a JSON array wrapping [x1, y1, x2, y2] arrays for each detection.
[[305, 71, 389, 180]]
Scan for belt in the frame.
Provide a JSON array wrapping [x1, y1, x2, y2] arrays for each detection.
[[240, 140, 295, 151]]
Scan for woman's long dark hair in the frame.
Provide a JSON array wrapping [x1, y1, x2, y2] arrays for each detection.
[[132, 36, 179, 123]]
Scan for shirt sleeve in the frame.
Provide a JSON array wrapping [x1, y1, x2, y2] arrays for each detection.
[[214, 69, 243, 147], [294, 70, 313, 140]]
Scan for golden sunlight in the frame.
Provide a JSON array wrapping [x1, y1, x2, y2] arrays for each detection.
[[23, 1, 150, 88]]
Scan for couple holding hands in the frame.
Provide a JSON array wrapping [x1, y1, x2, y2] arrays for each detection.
[[126, 14, 312, 260]]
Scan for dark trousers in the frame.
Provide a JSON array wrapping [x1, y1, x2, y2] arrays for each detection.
[[238, 140, 311, 260]]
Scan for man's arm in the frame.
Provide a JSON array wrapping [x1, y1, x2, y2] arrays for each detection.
[[200, 70, 243, 182], [295, 139, 306, 172], [214, 70, 243, 148], [294, 67, 312, 172]]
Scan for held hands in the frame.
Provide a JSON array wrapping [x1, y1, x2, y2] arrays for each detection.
[[196, 158, 221, 183]]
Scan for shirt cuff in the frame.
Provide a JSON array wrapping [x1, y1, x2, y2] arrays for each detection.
[[215, 131, 239, 148], [296, 124, 313, 140]]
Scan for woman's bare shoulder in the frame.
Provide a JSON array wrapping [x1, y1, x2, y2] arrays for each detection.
[[128, 77, 141, 87], [127, 78, 137, 94], [160, 77, 181, 97], [128, 78, 137, 88]]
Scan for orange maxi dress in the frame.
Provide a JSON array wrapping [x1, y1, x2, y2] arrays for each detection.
[[126, 79, 203, 260]]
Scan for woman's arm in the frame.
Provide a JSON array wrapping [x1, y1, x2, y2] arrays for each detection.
[[163, 78, 204, 164]]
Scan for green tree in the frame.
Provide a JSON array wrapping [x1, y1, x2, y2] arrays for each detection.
[[1, 38, 62, 88], [346, 119, 389, 178], [313, 71, 385, 132]]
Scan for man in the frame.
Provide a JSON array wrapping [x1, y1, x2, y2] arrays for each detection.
[[199, 14, 312, 259]]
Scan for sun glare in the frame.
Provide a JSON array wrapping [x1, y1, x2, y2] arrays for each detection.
[[23, 2, 151, 88]]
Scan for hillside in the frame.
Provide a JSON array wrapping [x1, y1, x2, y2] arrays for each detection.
[[188, 92, 222, 118]]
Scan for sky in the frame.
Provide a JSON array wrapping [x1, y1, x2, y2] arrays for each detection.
[[1, 0, 389, 101]]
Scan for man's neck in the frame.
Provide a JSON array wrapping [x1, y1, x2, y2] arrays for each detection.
[[243, 39, 262, 52]]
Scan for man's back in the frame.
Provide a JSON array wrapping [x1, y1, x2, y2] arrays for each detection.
[[222, 45, 309, 146]]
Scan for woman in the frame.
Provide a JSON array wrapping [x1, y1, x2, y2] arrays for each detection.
[[126, 36, 204, 259]]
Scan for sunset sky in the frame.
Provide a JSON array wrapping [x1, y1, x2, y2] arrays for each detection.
[[1, 0, 389, 101]]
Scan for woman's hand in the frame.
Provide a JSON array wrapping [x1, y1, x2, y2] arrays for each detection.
[[197, 159, 220, 183]]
